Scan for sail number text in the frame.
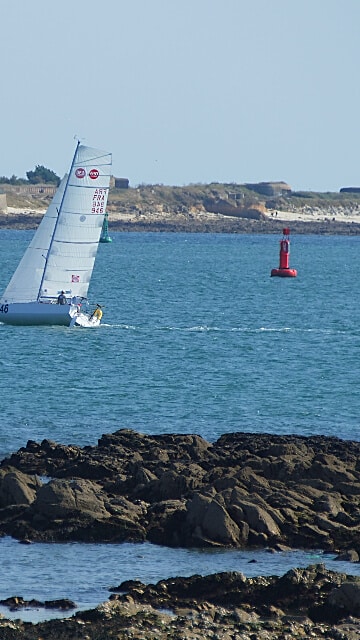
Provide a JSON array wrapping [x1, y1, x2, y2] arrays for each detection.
[[92, 188, 107, 214], [0, 304, 9, 314]]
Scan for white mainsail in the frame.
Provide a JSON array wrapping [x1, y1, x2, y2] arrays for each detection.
[[40, 144, 112, 301], [1, 144, 112, 305]]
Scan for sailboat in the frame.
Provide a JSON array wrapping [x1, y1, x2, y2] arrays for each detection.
[[0, 142, 112, 327]]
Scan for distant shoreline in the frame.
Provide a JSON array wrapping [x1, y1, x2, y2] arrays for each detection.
[[1, 210, 360, 235], [4, 180, 360, 236]]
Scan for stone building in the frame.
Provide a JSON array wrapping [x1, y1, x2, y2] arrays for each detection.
[[114, 177, 129, 189], [245, 181, 292, 197]]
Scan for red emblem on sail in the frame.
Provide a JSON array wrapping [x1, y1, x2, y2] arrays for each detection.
[[89, 169, 99, 180], [71, 275, 80, 283], [75, 168, 86, 178]]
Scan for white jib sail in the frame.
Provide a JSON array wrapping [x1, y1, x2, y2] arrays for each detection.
[[1, 176, 68, 303]]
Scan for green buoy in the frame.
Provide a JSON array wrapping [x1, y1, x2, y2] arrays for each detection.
[[100, 212, 112, 243]]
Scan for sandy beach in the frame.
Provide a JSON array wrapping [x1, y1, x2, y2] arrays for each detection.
[[268, 207, 360, 224]]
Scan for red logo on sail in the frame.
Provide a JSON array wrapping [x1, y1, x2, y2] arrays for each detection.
[[89, 169, 99, 180], [72, 275, 80, 283], [75, 168, 86, 179]]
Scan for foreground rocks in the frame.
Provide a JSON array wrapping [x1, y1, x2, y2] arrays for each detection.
[[2, 565, 360, 639], [1, 430, 360, 555], [2, 432, 360, 638]]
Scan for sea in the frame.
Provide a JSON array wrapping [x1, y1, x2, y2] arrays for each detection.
[[1, 229, 360, 622]]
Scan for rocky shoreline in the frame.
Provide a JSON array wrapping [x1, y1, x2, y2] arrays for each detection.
[[1, 430, 360, 638], [2, 210, 360, 235], [97, 216, 360, 235], [1, 565, 360, 639]]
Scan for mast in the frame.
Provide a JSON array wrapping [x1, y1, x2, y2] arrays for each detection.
[[37, 140, 80, 301]]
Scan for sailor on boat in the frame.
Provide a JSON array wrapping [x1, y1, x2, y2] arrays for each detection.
[[57, 291, 67, 305], [90, 304, 103, 322]]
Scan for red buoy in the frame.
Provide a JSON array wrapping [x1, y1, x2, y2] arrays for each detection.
[[271, 228, 297, 277]]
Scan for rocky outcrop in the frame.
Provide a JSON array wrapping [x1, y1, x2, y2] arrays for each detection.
[[1, 430, 360, 554], [110, 563, 358, 624], [2, 565, 360, 639], [203, 197, 267, 219], [0, 595, 76, 612], [0, 468, 40, 507]]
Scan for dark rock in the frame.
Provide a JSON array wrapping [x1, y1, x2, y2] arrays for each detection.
[[0, 595, 76, 611], [1, 430, 360, 552], [0, 467, 41, 507], [334, 549, 360, 562], [327, 582, 360, 617], [2, 566, 360, 639]]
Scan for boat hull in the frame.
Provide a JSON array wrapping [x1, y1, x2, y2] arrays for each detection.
[[74, 313, 101, 328], [0, 302, 79, 326], [271, 268, 297, 278]]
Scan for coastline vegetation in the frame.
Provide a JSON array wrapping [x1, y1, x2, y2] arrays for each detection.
[[2, 174, 360, 220], [108, 182, 360, 216]]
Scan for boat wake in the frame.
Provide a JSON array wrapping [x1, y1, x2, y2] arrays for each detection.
[[100, 323, 346, 335]]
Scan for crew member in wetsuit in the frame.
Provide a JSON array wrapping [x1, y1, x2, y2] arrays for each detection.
[[91, 304, 103, 321], [57, 291, 67, 305]]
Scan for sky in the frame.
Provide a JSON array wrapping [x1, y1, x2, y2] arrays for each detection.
[[1, 0, 360, 192]]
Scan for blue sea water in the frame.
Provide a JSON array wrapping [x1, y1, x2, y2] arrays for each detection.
[[1, 230, 360, 621]]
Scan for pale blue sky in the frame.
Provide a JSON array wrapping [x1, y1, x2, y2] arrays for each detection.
[[1, 0, 359, 192]]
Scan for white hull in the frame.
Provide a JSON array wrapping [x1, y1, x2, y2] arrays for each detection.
[[0, 302, 81, 327], [74, 313, 101, 328]]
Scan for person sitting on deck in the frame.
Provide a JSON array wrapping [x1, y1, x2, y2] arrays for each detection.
[[57, 291, 67, 305]]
